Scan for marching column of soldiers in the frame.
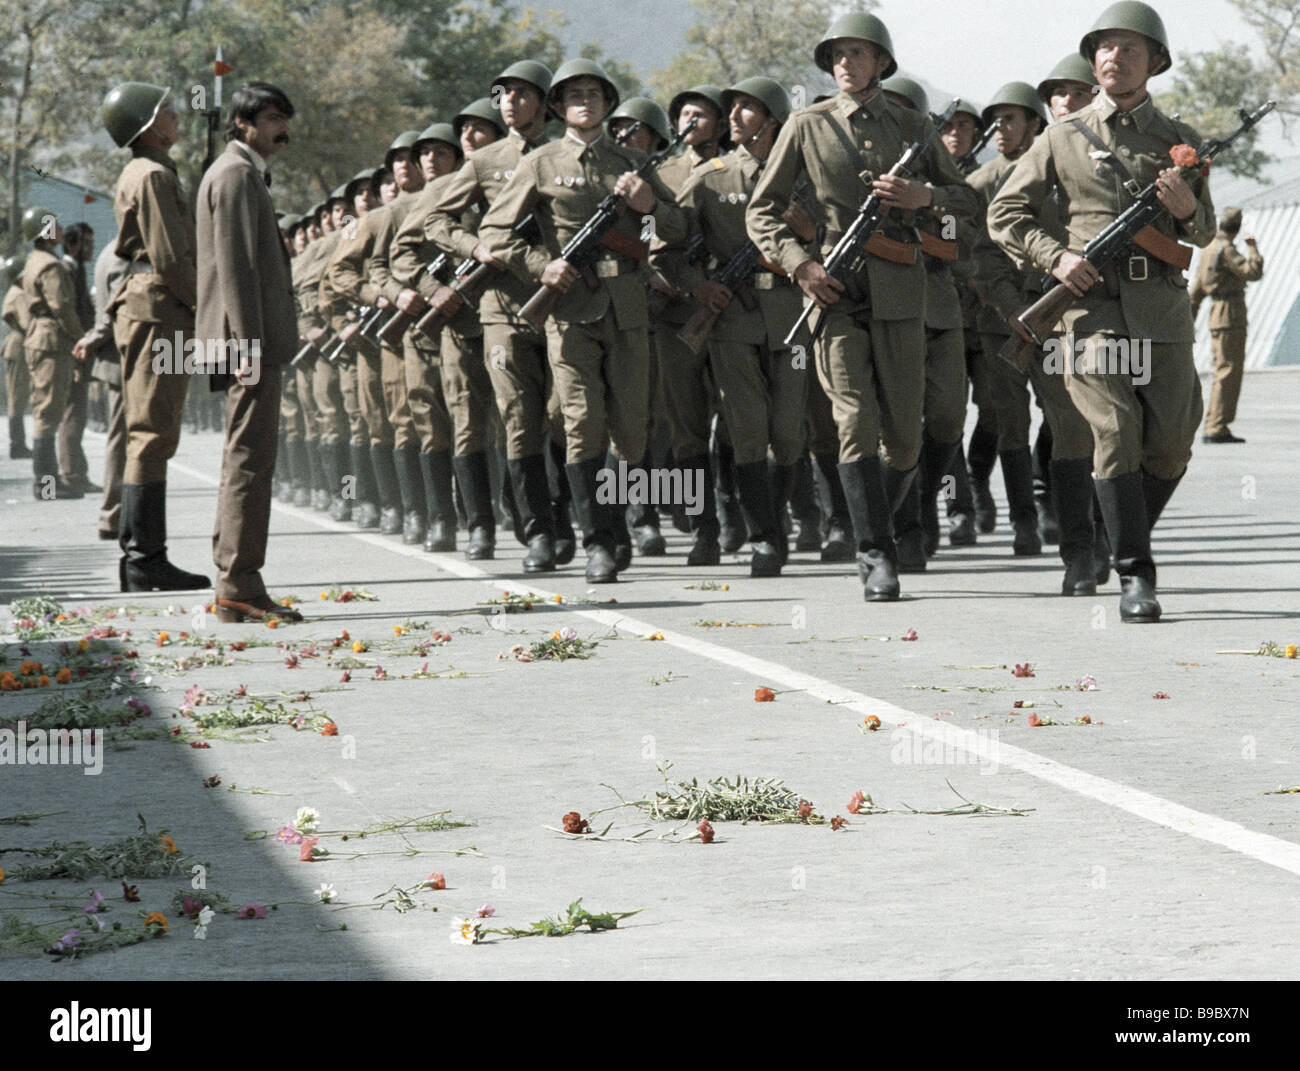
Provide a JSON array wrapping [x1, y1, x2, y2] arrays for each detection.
[[7, 0, 1252, 625]]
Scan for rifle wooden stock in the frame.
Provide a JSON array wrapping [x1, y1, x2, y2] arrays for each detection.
[[918, 231, 958, 261], [678, 304, 720, 354], [519, 284, 560, 330], [376, 307, 411, 347], [999, 283, 1077, 372], [414, 284, 465, 341]]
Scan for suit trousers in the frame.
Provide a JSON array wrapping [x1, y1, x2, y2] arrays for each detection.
[[212, 367, 282, 601]]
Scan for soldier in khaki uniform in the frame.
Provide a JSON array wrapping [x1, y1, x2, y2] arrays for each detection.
[[3, 255, 32, 459], [989, 1, 1216, 622], [1191, 206, 1263, 443], [289, 204, 336, 513], [21, 207, 85, 502], [479, 59, 687, 583], [388, 122, 465, 553], [660, 76, 809, 577], [746, 13, 980, 602], [426, 61, 581, 573]]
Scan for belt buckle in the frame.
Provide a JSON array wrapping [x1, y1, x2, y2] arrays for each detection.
[[595, 259, 619, 279], [1128, 255, 1148, 282]]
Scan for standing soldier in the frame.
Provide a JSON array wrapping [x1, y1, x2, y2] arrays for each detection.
[[478, 59, 687, 583], [659, 76, 809, 576], [20, 207, 84, 501], [426, 61, 575, 573], [100, 83, 208, 589], [1192, 206, 1263, 444], [989, 1, 1216, 622], [197, 81, 303, 624], [58, 223, 99, 495], [746, 12, 980, 602], [3, 254, 32, 459]]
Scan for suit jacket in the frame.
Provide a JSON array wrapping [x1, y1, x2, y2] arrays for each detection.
[[195, 140, 296, 369]]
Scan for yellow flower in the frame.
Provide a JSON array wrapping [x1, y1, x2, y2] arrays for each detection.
[[552, 594, 563, 604], [144, 912, 169, 933], [393, 625, 406, 636], [157, 631, 170, 643], [352, 640, 366, 653], [77, 638, 89, 652], [648, 632, 664, 641], [551, 630, 560, 641], [722, 584, 729, 591], [1287, 644, 1297, 659], [0, 867, 6, 883], [159, 835, 179, 855], [320, 591, 329, 600]]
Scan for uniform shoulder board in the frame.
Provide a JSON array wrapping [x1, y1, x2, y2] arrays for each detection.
[[711, 158, 726, 171]]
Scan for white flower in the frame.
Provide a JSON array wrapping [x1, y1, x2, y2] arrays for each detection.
[[198, 906, 214, 926], [293, 806, 321, 833], [315, 882, 337, 904], [450, 918, 480, 945]]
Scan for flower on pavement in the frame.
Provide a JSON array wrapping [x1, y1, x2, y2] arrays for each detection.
[[423, 873, 447, 890], [562, 812, 589, 834], [450, 917, 481, 945], [237, 903, 267, 920], [315, 882, 337, 904], [697, 819, 715, 844], [475, 904, 496, 918]]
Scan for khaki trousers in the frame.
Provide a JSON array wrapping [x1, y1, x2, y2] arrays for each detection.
[[1204, 326, 1247, 436], [547, 316, 649, 464]]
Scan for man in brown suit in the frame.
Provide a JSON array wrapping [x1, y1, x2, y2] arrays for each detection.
[[196, 82, 303, 623], [1191, 206, 1263, 443]]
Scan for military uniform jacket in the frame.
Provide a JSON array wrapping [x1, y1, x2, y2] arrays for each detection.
[[987, 91, 1216, 343], [291, 237, 324, 335], [109, 145, 197, 328], [195, 140, 297, 367], [325, 206, 384, 308], [312, 230, 350, 325], [655, 145, 800, 346], [426, 130, 549, 327], [651, 146, 716, 326], [3, 283, 27, 361], [391, 175, 482, 339], [970, 154, 1044, 336], [1190, 233, 1263, 330], [478, 130, 687, 329], [23, 248, 81, 354], [747, 89, 980, 322]]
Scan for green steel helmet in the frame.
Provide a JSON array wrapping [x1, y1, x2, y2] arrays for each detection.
[[5, 253, 28, 282], [453, 97, 507, 140], [669, 84, 725, 126], [881, 75, 928, 114], [547, 58, 620, 118], [21, 205, 57, 242], [1081, 1, 1171, 76], [982, 81, 1049, 132], [1037, 53, 1100, 101], [101, 82, 170, 148], [492, 59, 553, 99], [279, 212, 302, 232], [414, 122, 460, 153], [607, 97, 672, 148], [722, 77, 792, 125], [952, 98, 985, 128], [328, 183, 349, 207], [343, 168, 376, 202], [814, 12, 898, 80], [384, 130, 423, 168]]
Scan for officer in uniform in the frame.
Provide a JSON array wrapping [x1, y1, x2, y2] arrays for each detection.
[[1191, 205, 1263, 443], [478, 58, 687, 583], [21, 207, 84, 501], [989, 1, 1215, 622], [747, 12, 980, 602], [3, 254, 32, 459], [659, 76, 808, 577]]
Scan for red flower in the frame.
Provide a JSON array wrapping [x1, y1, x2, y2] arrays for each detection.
[[797, 800, 812, 819], [863, 715, 882, 732], [901, 628, 918, 641], [299, 837, 320, 862], [424, 873, 446, 890], [320, 721, 338, 736], [830, 817, 847, 831], [562, 811, 589, 834], [846, 790, 866, 815], [1012, 700, 1025, 708], [1153, 692, 1170, 699], [754, 687, 775, 702], [189, 741, 210, 749], [697, 819, 715, 844], [340, 671, 351, 683], [1013, 663, 1035, 677], [1027, 713, 1043, 727], [229, 641, 246, 652], [1169, 143, 1200, 169]]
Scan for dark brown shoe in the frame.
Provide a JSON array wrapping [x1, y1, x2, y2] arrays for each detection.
[[215, 595, 304, 624]]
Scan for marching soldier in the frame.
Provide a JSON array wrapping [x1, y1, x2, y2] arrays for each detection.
[[746, 12, 980, 602], [21, 206, 84, 502], [1192, 206, 1263, 444], [3, 254, 32, 460], [989, 1, 1216, 622], [658, 76, 809, 577], [478, 58, 687, 583]]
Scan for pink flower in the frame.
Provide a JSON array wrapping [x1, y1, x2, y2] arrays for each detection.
[[901, 628, 918, 641], [275, 824, 304, 845], [237, 903, 267, 920], [424, 873, 447, 890], [475, 904, 495, 918], [697, 819, 715, 844]]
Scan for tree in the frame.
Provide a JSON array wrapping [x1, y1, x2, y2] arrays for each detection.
[[1157, 43, 1275, 180]]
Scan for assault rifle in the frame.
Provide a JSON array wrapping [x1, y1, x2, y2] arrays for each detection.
[[518, 117, 697, 329], [292, 326, 337, 369], [998, 99, 1276, 372], [784, 99, 960, 347]]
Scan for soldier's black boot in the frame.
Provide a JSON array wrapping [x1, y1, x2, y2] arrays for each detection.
[[1033, 421, 1059, 545], [371, 444, 403, 536], [968, 421, 998, 533], [626, 453, 667, 556], [839, 456, 901, 602], [419, 449, 457, 552], [712, 431, 746, 553], [350, 444, 380, 528], [999, 447, 1042, 556], [509, 454, 556, 573], [395, 446, 426, 545], [326, 441, 352, 521], [453, 451, 495, 559], [892, 478, 928, 573], [675, 454, 719, 566], [944, 440, 978, 546], [291, 439, 312, 507], [567, 457, 617, 583], [1052, 458, 1098, 597], [118, 483, 209, 592], [547, 438, 576, 565], [273, 430, 287, 500], [31, 437, 82, 500], [9, 417, 32, 459], [789, 454, 823, 552], [1143, 469, 1182, 531], [603, 451, 633, 572], [920, 434, 961, 558], [734, 460, 783, 577], [768, 459, 796, 566], [490, 443, 526, 546], [814, 451, 854, 563], [305, 440, 328, 511], [1092, 491, 1112, 586], [1095, 472, 1160, 623]]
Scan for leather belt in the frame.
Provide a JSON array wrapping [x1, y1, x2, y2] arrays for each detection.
[[594, 257, 639, 279]]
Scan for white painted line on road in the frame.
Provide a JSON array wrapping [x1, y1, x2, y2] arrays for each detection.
[[172, 460, 1300, 881]]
